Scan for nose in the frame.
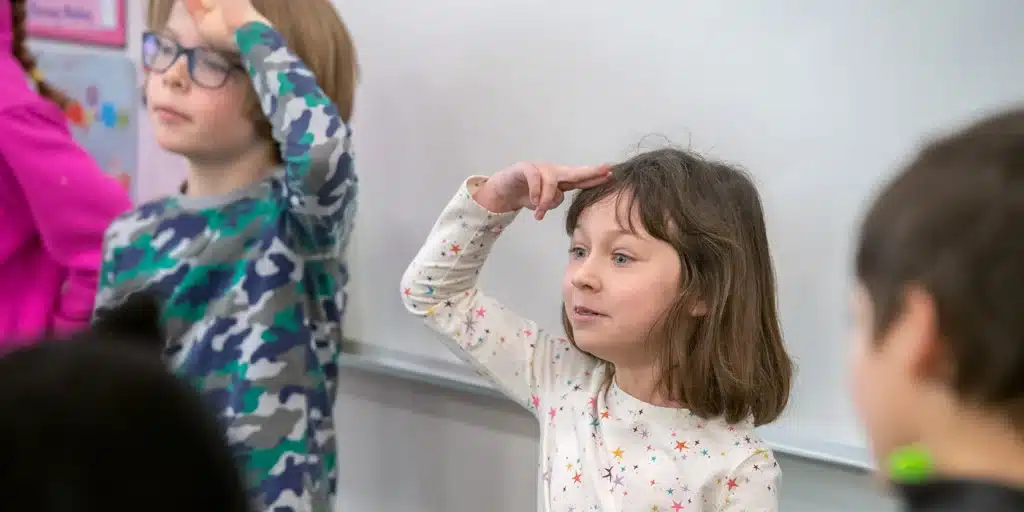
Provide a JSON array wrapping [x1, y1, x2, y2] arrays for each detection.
[[570, 256, 601, 292], [161, 54, 190, 92]]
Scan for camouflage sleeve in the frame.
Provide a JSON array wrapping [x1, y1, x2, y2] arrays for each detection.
[[92, 218, 126, 321], [235, 22, 357, 239]]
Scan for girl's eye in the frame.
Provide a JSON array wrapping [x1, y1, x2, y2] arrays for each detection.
[[569, 247, 586, 259], [613, 253, 633, 265]]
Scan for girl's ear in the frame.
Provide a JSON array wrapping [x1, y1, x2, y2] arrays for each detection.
[[90, 294, 165, 351]]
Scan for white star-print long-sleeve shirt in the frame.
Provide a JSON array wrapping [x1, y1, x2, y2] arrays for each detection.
[[401, 177, 781, 512]]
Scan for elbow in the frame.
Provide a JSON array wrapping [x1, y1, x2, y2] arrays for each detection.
[[399, 263, 435, 317]]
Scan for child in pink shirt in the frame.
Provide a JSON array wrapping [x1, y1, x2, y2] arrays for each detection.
[[0, 1, 131, 346]]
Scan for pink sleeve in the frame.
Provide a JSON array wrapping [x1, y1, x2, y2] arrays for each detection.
[[0, 104, 133, 334]]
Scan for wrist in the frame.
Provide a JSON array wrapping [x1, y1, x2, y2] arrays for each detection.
[[238, 10, 272, 32], [472, 179, 518, 214]]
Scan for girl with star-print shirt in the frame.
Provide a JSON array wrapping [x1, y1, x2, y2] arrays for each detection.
[[402, 154, 793, 511]]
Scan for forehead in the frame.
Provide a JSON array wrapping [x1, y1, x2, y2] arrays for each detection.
[[162, 1, 201, 44], [574, 191, 646, 237]]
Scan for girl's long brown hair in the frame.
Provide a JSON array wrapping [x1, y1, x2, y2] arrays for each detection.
[[9, 0, 71, 109], [563, 148, 794, 426]]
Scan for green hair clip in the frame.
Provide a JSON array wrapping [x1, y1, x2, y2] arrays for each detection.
[[888, 445, 934, 483]]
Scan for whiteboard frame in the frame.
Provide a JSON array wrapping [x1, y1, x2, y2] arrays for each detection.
[[339, 339, 874, 471]]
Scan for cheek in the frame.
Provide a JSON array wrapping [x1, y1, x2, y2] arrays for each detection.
[[849, 334, 906, 460], [191, 88, 248, 126], [143, 73, 164, 105], [642, 260, 682, 314], [850, 339, 876, 418], [850, 320, 882, 415], [619, 269, 678, 326]]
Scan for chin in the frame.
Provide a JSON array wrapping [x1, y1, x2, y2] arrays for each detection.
[[154, 132, 201, 156], [570, 334, 608, 360]]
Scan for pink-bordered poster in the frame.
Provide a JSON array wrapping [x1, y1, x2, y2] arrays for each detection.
[[26, 0, 126, 48]]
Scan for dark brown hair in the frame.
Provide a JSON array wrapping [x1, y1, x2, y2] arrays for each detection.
[[0, 294, 251, 511], [146, 0, 358, 164], [563, 148, 793, 425], [9, 0, 71, 109], [856, 107, 1024, 428]]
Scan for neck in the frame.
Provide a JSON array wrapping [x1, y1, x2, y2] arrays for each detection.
[[919, 403, 1024, 488], [185, 143, 277, 197], [613, 362, 677, 407]]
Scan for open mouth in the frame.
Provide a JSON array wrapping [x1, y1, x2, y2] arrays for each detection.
[[573, 306, 606, 317]]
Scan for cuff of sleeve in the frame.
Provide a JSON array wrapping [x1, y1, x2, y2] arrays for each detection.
[[455, 176, 520, 229], [236, 20, 276, 55]]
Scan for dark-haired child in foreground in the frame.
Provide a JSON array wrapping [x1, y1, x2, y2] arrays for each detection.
[[0, 295, 250, 512], [851, 107, 1024, 511]]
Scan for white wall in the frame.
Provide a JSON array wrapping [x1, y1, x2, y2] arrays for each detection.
[[331, 0, 1024, 507], [337, 0, 1022, 494]]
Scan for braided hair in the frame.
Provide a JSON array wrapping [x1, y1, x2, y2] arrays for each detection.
[[9, 0, 70, 109]]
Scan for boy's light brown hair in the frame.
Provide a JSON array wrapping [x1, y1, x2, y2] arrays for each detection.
[[147, 0, 358, 163], [562, 148, 794, 426], [856, 107, 1024, 428]]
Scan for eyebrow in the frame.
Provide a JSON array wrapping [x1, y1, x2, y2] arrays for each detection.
[[572, 226, 638, 240]]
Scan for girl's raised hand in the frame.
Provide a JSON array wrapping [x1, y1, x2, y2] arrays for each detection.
[[474, 162, 613, 220], [183, 0, 270, 51]]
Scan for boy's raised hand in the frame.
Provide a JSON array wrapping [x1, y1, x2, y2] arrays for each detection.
[[184, 0, 270, 51], [473, 163, 613, 220]]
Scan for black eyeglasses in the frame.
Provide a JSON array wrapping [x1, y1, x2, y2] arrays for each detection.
[[142, 31, 243, 89]]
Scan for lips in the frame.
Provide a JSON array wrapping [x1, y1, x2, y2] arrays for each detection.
[[153, 105, 191, 122], [573, 306, 606, 317]]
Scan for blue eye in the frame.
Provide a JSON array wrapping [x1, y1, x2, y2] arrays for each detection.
[[613, 253, 633, 265], [569, 247, 586, 259]]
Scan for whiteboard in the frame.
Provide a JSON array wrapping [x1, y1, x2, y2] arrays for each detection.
[[337, 0, 1024, 469]]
